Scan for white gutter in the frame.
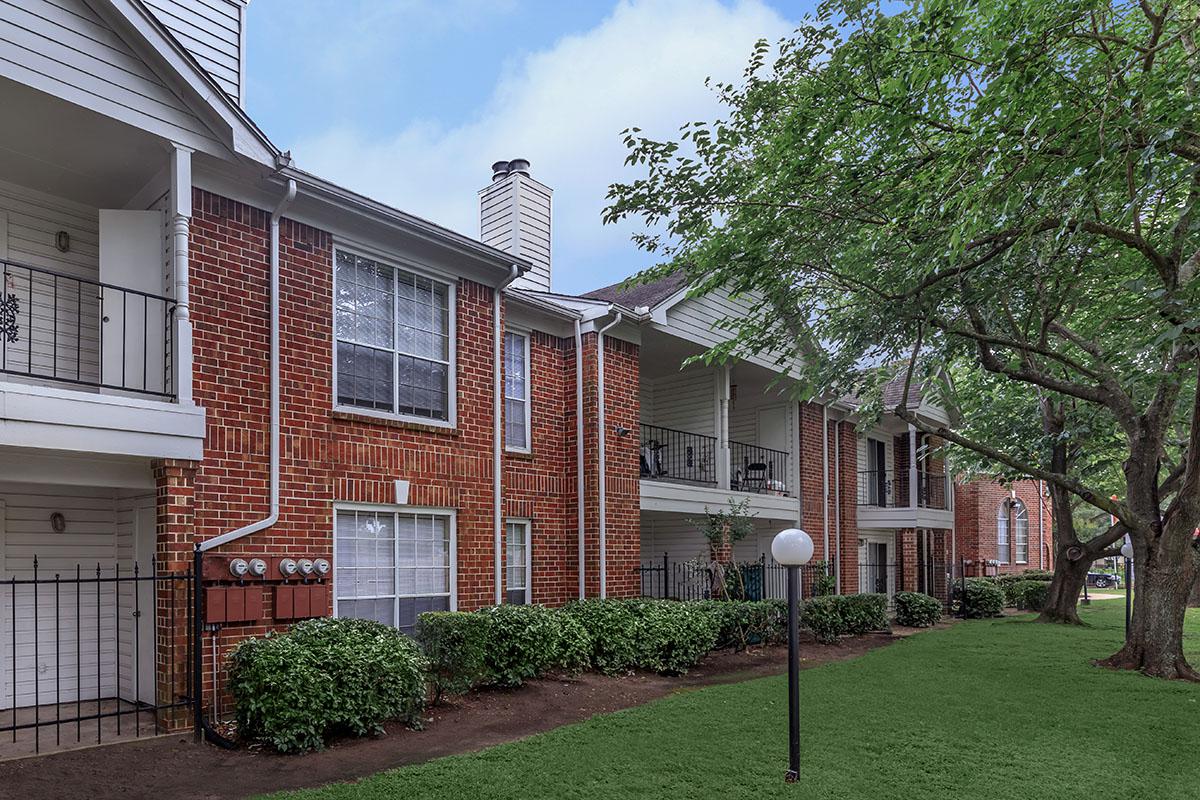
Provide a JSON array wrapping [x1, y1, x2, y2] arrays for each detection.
[[575, 319, 586, 599], [493, 265, 522, 604], [200, 178, 296, 553], [833, 419, 842, 594], [822, 405, 830, 570], [596, 308, 624, 598]]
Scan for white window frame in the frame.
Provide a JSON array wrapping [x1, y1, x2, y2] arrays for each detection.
[[1012, 499, 1029, 564], [331, 244, 458, 428], [331, 503, 458, 631], [996, 502, 1010, 564], [505, 517, 532, 604], [504, 329, 532, 453]]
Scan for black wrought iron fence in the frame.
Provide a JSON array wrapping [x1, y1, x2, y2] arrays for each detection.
[[636, 554, 831, 601], [729, 441, 789, 494], [917, 471, 949, 509], [857, 469, 898, 507], [1, 259, 176, 397], [639, 423, 718, 486], [0, 557, 195, 754]]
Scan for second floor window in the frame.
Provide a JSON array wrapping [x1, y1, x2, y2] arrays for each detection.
[[504, 330, 529, 450], [335, 250, 452, 422]]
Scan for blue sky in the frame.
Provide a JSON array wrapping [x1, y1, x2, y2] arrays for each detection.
[[244, 0, 817, 295]]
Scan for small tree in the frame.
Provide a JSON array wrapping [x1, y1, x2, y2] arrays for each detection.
[[691, 499, 756, 598]]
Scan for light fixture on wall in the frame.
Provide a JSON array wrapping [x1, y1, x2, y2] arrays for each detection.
[[54, 231, 70, 253], [615, 425, 631, 437], [49, 512, 66, 533]]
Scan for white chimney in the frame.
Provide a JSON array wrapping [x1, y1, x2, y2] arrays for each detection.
[[479, 159, 552, 292]]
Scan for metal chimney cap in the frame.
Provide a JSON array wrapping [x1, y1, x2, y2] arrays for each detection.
[[491, 160, 510, 181], [507, 158, 531, 177]]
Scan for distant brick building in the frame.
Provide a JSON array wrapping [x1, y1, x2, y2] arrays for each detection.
[[955, 479, 1055, 575]]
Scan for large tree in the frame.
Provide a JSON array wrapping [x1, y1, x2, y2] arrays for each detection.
[[606, 1, 1200, 677]]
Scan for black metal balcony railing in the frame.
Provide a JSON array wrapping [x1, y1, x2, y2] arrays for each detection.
[[729, 440, 789, 495], [858, 468, 949, 510], [640, 423, 718, 486], [1, 259, 175, 397]]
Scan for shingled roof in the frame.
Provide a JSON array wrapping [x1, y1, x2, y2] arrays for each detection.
[[582, 270, 689, 309]]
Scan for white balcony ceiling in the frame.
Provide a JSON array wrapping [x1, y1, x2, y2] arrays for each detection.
[[0, 77, 166, 208]]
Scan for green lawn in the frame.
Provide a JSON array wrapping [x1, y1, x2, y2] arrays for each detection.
[[265, 601, 1200, 800]]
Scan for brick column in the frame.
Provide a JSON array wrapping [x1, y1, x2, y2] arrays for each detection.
[[896, 528, 918, 592], [153, 458, 198, 732]]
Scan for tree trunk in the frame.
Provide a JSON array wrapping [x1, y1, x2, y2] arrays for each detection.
[[1038, 550, 1090, 624], [1097, 519, 1200, 681]]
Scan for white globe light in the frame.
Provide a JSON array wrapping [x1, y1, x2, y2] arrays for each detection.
[[1120, 540, 1134, 560], [772, 528, 814, 566]]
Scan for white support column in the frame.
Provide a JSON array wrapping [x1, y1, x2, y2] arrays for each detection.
[[907, 424, 919, 509], [716, 364, 731, 489], [170, 145, 194, 405]]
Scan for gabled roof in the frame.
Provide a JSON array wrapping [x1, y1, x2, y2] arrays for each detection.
[[100, 0, 279, 165], [583, 270, 689, 309]]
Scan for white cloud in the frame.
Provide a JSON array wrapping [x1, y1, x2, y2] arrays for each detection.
[[292, 0, 793, 294]]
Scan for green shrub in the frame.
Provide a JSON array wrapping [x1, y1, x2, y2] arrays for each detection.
[[416, 611, 491, 702], [479, 604, 590, 687], [561, 599, 640, 674], [228, 617, 427, 753], [810, 562, 837, 597], [837, 594, 890, 635], [697, 599, 788, 650], [894, 592, 943, 627], [961, 578, 1005, 618], [1012, 580, 1051, 611], [627, 600, 721, 674], [800, 596, 844, 643]]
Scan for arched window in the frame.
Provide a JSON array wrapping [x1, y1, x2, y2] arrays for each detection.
[[997, 499, 1029, 564]]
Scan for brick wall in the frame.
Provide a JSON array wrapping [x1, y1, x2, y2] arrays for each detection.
[[954, 478, 1054, 575], [796, 404, 859, 593], [169, 189, 640, 715]]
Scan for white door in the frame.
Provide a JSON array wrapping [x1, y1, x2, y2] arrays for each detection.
[[99, 210, 165, 394], [756, 407, 789, 488]]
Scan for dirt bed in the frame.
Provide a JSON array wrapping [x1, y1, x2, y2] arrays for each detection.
[[0, 633, 895, 800]]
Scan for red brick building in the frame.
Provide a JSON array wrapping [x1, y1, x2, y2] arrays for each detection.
[[0, 0, 998, 749], [955, 479, 1055, 576]]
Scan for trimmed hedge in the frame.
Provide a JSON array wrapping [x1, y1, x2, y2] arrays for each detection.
[[416, 611, 491, 702], [479, 604, 590, 687], [894, 591, 942, 627], [626, 599, 721, 675], [561, 599, 641, 674], [801, 593, 890, 643], [698, 599, 788, 650], [228, 617, 427, 753], [1012, 580, 1050, 611], [961, 578, 1005, 618]]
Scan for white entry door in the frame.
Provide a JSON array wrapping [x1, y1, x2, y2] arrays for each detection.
[[99, 210, 165, 394], [134, 503, 156, 705]]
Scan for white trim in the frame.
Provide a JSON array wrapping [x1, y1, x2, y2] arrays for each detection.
[[503, 328, 532, 454], [331, 244, 458, 429], [504, 517, 533, 604], [331, 504, 459, 628]]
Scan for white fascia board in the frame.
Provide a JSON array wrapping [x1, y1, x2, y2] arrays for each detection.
[[99, 0, 278, 166], [0, 381, 206, 460]]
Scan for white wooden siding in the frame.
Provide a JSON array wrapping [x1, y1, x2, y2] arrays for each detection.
[[0, 178, 101, 387], [143, 0, 243, 104], [0, 0, 221, 152], [662, 290, 801, 374], [641, 367, 715, 435], [0, 483, 150, 710], [479, 173, 552, 292]]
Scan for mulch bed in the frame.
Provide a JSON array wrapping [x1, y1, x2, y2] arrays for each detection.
[[0, 633, 896, 800]]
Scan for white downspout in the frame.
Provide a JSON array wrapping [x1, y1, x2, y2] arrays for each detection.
[[596, 309, 624, 599], [822, 405, 830, 570], [1038, 481, 1045, 570], [493, 265, 521, 605], [575, 319, 586, 599], [833, 419, 842, 594], [200, 178, 296, 553]]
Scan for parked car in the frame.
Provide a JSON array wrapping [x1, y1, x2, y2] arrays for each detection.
[[1087, 572, 1122, 589]]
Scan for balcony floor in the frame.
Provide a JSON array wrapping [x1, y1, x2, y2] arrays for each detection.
[[639, 479, 801, 522]]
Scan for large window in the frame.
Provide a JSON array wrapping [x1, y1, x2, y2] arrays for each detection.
[[334, 508, 454, 634], [505, 520, 531, 604], [335, 250, 453, 422], [997, 499, 1029, 564], [504, 331, 530, 451]]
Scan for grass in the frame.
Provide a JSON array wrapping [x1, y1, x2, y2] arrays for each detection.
[[263, 600, 1200, 799]]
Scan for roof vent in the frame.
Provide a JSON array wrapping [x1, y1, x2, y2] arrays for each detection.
[[491, 160, 510, 181], [506, 158, 531, 177]]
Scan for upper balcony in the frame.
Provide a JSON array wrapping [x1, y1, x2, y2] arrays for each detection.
[[0, 77, 203, 462], [857, 428, 954, 529], [637, 332, 801, 522]]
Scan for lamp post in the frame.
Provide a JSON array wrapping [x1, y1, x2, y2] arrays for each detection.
[[771, 527, 814, 784], [1121, 539, 1134, 638]]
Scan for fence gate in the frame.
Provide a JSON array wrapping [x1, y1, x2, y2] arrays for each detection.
[[0, 557, 195, 754]]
